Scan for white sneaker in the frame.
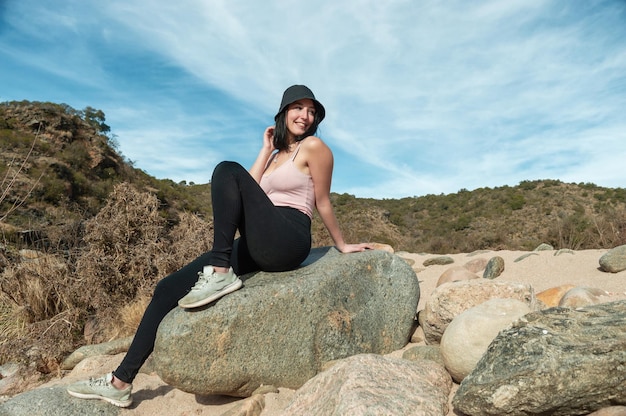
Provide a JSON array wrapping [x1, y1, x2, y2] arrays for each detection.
[[178, 266, 242, 309], [66, 373, 132, 407]]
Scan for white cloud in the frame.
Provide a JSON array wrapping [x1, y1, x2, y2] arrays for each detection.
[[2, 0, 625, 197]]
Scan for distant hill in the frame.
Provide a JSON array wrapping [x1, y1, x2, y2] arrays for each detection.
[[1, 100, 625, 254]]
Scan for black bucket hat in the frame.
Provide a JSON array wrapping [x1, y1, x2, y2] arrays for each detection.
[[274, 85, 325, 122]]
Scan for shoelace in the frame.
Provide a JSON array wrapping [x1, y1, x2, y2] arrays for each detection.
[[89, 376, 111, 387], [191, 270, 215, 291]]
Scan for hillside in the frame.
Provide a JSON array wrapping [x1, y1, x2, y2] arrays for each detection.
[[2, 101, 626, 255], [1, 100, 625, 394]]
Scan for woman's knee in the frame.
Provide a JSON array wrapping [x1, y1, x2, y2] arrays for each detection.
[[152, 276, 185, 305], [212, 161, 244, 181]]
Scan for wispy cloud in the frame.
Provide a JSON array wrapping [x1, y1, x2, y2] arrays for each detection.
[[2, 0, 625, 197]]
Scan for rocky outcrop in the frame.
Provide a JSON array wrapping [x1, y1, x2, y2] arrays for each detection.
[[282, 353, 452, 416], [153, 247, 419, 397], [453, 300, 626, 415]]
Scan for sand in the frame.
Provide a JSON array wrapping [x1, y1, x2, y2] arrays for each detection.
[[43, 248, 626, 415]]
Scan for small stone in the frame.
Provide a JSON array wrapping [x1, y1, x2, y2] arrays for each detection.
[[482, 256, 505, 279], [514, 253, 539, 262], [402, 345, 445, 366], [534, 243, 554, 251], [423, 256, 454, 266]]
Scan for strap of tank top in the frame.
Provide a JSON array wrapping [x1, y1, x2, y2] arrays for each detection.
[[290, 142, 303, 161]]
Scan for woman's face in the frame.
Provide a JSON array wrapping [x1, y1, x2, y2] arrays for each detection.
[[285, 99, 316, 140]]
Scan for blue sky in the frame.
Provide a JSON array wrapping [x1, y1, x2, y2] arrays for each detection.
[[1, 0, 625, 198]]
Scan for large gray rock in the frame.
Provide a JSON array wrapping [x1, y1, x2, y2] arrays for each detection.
[[0, 386, 119, 416], [453, 300, 626, 416], [283, 353, 452, 416], [153, 247, 419, 397]]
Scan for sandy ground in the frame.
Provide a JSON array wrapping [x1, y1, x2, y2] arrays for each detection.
[[44, 249, 626, 415]]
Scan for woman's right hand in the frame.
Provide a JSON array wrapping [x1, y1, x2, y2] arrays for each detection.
[[249, 126, 278, 182], [263, 126, 276, 151]]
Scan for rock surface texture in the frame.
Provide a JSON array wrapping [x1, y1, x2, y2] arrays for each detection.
[[453, 300, 626, 416], [153, 247, 420, 397], [282, 353, 452, 416]]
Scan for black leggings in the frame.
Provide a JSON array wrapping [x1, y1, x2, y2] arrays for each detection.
[[113, 161, 311, 383]]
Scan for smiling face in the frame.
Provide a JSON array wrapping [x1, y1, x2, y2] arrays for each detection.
[[285, 99, 316, 140]]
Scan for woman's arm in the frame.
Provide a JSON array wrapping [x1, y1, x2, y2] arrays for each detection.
[[306, 137, 373, 253], [249, 126, 276, 183]]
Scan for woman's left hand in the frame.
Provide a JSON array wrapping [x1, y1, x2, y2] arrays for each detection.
[[336, 243, 376, 253]]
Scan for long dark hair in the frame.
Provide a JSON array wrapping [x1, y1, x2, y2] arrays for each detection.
[[273, 107, 324, 151]]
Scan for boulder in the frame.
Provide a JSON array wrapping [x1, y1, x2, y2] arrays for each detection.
[[453, 300, 626, 416], [600, 245, 626, 273], [419, 279, 537, 344], [283, 354, 452, 416], [0, 386, 119, 416], [440, 298, 531, 382], [153, 247, 419, 397]]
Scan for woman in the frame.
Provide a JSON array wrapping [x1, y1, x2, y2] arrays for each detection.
[[67, 85, 373, 407]]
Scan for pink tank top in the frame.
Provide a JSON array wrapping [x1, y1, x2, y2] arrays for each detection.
[[260, 144, 315, 219]]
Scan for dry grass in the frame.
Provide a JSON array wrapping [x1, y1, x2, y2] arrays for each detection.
[[0, 301, 28, 342], [0, 253, 71, 323], [0, 182, 218, 372], [103, 294, 151, 340]]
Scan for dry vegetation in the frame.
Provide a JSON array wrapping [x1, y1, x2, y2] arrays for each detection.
[[0, 100, 625, 394]]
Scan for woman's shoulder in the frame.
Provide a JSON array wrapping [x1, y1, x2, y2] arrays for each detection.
[[300, 136, 333, 167], [300, 136, 329, 151]]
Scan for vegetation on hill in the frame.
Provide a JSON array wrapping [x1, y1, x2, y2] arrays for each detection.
[[0, 100, 625, 393]]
